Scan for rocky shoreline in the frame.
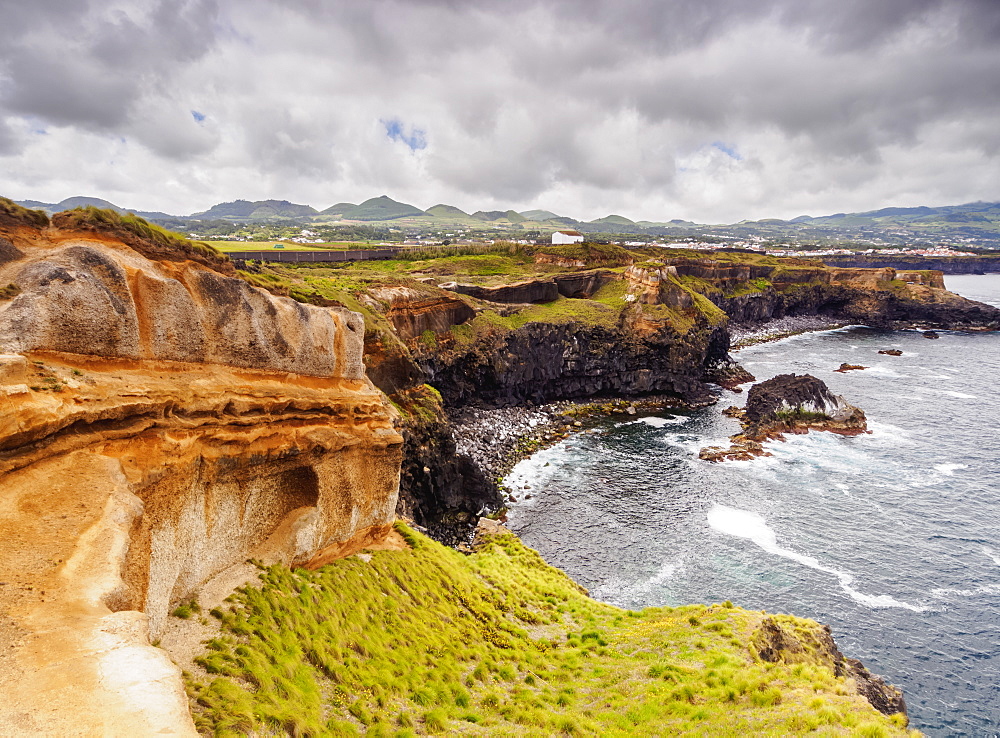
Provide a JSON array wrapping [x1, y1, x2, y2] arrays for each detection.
[[450, 394, 710, 506], [729, 315, 848, 349]]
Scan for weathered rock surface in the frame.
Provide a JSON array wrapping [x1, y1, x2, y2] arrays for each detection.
[[0, 222, 402, 736], [0, 237, 364, 376], [367, 285, 475, 339], [701, 374, 867, 462], [752, 617, 907, 718], [441, 279, 559, 304]]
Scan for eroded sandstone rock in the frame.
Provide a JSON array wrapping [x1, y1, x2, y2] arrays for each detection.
[[0, 222, 402, 735]]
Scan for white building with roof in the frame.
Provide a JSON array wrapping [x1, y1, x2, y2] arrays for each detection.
[[552, 230, 584, 244]]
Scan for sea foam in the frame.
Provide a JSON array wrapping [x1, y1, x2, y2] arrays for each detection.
[[707, 504, 927, 612]]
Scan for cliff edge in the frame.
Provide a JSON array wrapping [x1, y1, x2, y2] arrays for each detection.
[[0, 204, 402, 736]]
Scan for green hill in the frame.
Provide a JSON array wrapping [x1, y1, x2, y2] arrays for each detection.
[[340, 195, 425, 221], [520, 209, 562, 221], [193, 200, 319, 220], [591, 214, 636, 226], [471, 210, 526, 223], [426, 204, 470, 218], [321, 202, 357, 216]]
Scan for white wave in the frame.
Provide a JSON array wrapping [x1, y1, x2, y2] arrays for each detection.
[[591, 558, 682, 604], [983, 546, 1000, 567], [626, 415, 690, 428], [930, 583, 1000, 599], [922, 387, 977, 400], [707, 504, 927, 612], [934, 463, 968, 476], [861, 365, 908, 378]]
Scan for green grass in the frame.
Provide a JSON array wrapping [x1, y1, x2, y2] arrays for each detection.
[[185, 524, 909, 736], [0, 196, 49, 227], [52, 206, 229, 268], [210, 241, 370, 252], [535, 242, 634, 265]]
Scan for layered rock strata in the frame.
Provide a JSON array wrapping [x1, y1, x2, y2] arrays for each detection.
[[0, 220, 401, 735]]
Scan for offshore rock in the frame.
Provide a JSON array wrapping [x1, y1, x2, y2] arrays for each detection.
[[701, 374, 867, 462]]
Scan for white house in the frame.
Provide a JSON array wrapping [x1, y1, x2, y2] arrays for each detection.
[[551, 230, 584, 245]]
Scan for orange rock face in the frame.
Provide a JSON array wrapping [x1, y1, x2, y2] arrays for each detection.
[[0, 224, 402, 735]]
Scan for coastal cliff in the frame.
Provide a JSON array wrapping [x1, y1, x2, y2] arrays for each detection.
[[242, 245, 1000, 538], [0, 205, 924, 735], [822, 254, 1000, 274], [0, 203, 402, 735]]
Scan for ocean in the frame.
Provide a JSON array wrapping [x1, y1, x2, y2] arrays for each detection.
[[506, 274, 1000, 736]]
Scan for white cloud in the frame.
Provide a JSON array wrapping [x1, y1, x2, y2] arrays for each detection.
[[1, 0, 999, 221]]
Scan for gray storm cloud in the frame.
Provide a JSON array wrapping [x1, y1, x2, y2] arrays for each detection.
[[0, 0, 998, 221]]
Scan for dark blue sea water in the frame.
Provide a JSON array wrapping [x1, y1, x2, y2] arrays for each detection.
[[506, 274, 1000, 736]]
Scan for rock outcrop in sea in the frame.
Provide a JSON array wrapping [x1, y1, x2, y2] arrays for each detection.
[[700, 373, 868, 462]]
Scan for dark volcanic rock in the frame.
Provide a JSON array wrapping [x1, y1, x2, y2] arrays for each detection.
[[846, 658, 908, 717], [395, 413, 497, 545], [419, 318, 726, 408], [714, 282, 1000, 332], [878, 349, 903, 356], [702, 374, 867, 462], [745, 373, 849, 427], [442, 279, 559, 304]]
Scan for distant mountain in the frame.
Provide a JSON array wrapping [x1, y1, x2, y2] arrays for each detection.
[[9, 193, 1000, 245], [16, 196, 126, 214], [320, 202, 357, 216], [519, 209, 561, 221], [192, 199, 318, 220], [425, 204, 470, 218], [591, 214, 635, 226], [56, 196, 127, 213], [543, 216, 580, 227], [339, 195, 425, 221], [471, 210, 526, 223]]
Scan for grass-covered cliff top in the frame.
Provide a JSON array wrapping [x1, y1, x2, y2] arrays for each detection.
[[0, 196, 50, 229], [51, 206, 232, 272], [184, 524, 909, 736]]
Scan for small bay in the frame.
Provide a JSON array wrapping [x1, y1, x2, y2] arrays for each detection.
[[506, 274, 1000, 736]]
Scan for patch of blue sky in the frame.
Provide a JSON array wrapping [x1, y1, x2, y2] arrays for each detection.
[[712, 141, 741, 160], [192, 110, 207, 123], [382, 118, 427, 151]]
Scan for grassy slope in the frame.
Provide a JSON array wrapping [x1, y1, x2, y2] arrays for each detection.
[[185, 525, 909, 737]]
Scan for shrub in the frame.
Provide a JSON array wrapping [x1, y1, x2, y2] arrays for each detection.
[[0, 197, 49, 228]]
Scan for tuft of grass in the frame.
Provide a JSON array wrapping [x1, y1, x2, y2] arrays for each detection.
[[0, 196, 49, 228], [171, 599, 201, 619], [51, 206, 230, 270], [0, 283, 21, 300], [184, 524, 907, 736]]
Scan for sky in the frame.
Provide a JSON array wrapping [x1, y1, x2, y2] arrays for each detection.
[[1, 0, 1000, 223]]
